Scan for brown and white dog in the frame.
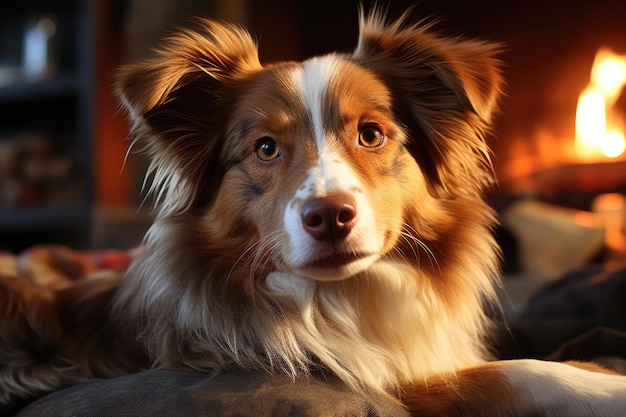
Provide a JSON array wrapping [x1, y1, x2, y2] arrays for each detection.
[[2, 9, 626, 416]]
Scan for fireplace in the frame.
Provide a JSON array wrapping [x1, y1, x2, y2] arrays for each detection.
[[495, 46, 626, 203]]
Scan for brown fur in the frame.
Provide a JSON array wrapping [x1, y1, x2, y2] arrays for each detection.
[[2, 9, 625, 417], [400, 363, 522, 417]]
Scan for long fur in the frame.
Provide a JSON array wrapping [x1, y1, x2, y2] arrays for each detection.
[[111, 10, 501, 393], [2, 9, 626, 416]]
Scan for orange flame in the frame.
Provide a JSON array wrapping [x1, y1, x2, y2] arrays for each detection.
[[575, 48, 626, 160]]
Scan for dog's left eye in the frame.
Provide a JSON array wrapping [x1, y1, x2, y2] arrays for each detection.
[[255, 137, 281, 161], [358, 126, 385, 148]]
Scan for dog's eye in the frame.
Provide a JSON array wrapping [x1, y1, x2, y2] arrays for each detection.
[[358, 126, 385, 148], [255, 137, 281, 161]]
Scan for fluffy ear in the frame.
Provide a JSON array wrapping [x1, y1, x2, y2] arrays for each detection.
[[116, 19, 262, 215], [352, 10, 504, 196]]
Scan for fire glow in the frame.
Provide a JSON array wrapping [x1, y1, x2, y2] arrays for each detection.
[[575, 48, 626, 159]]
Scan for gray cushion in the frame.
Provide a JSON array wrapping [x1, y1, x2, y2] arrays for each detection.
[[15, 370, 410, 417]]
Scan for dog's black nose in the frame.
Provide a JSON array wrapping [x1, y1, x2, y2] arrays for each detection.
[[301, 195, 357, 241]]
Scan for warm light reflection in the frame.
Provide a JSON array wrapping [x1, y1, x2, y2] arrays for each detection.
[[575, 48, 626, 159]]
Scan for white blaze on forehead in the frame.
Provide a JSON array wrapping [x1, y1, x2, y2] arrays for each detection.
[[291, 55, 341, 150], [290, 54, 352, 195]]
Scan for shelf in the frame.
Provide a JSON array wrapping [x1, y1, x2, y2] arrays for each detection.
[[0, 74, 78, 103], [0, 0, 94, 252], [0, 206, 89, 231]]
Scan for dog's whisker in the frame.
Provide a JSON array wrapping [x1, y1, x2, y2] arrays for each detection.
[[226, 239, 265, 283], [376, 216, 440, 273], [396, 234, 419, 266], [400, 224, 440, 274], [246, 233, 283, 283]]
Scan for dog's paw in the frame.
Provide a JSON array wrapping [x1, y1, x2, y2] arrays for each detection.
[[506, 359, 626, 417]]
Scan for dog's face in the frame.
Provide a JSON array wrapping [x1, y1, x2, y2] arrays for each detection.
[[116, 13, 502, 282], [216, 56, 415, 281]]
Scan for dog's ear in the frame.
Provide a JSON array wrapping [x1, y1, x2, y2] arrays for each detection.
[[352, 10, 503, 196], [116, 19, 262, 214]]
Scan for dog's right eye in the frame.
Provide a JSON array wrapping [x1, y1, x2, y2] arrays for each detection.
[[358, 125, 386, 148], [255, 137, 281, 161]]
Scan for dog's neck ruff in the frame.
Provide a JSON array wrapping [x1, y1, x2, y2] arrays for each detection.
[[264, 260, 491, 393]]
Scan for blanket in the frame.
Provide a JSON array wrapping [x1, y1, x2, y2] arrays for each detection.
[[497, 263, 626, 372], [0, 244, 134, 289]]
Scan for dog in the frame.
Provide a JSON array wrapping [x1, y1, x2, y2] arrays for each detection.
[[2, 8, 626, 416]]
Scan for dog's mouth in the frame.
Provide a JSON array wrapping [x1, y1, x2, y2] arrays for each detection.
[[296, 251, 379, 281], [305, 252, 370, 269]]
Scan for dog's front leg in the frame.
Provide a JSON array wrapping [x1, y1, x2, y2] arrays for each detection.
[[401, 359, 626, 417]]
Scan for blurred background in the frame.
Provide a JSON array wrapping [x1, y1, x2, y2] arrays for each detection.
[[0, 0, 625, 286]]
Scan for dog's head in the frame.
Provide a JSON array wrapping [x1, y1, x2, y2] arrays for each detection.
[[117, 11, 502, 282]]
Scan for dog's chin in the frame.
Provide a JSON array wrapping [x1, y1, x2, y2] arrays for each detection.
[[293, 253, 380, 281]]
